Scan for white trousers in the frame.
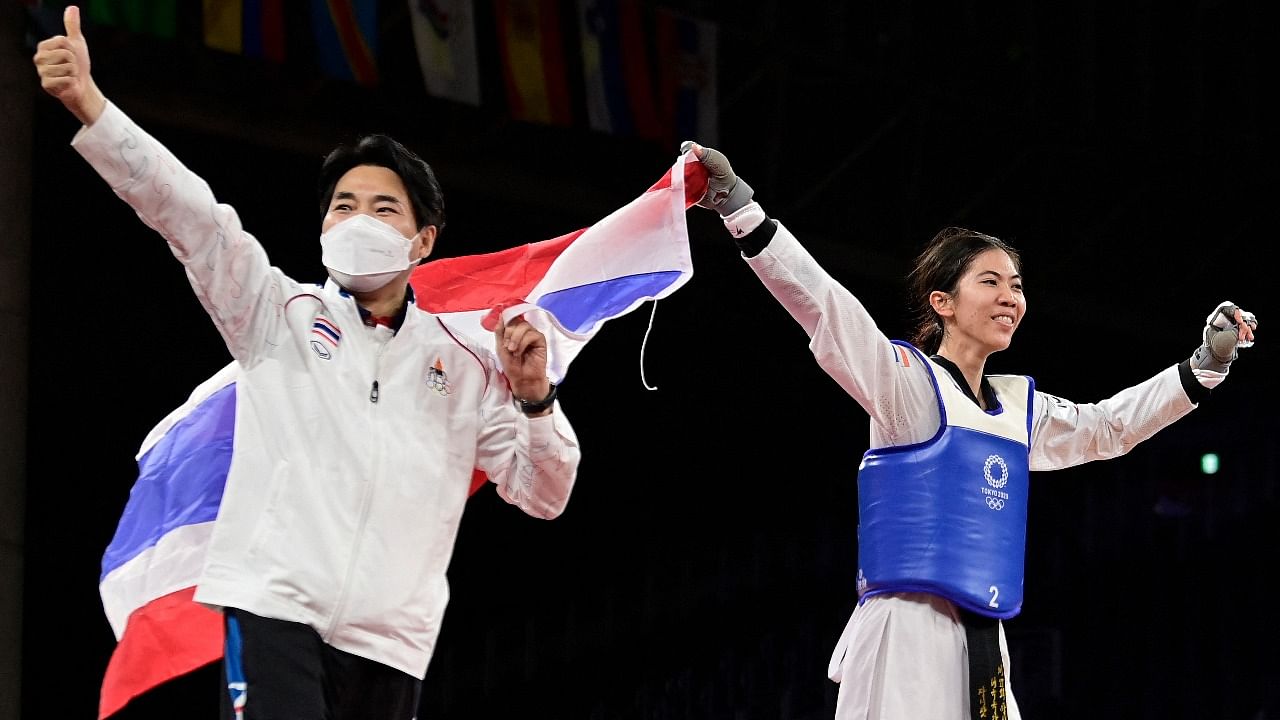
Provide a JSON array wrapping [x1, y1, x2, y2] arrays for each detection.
[[828, 593, 1023, 720]]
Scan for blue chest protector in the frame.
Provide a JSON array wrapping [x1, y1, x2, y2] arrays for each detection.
[[856, 342, 1035, 619]]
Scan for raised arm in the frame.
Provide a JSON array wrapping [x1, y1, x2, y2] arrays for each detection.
[[1030, 301, 1258, 470], [33, 5, 292, 365], [681, 141, 939, 444]]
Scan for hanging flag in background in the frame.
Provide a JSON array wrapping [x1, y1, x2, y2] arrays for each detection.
[[203, 0, 286, 62], [310, 0, 378, 85], [654, 6, 718, 148], [87, 0, 177, 40], [409, 0, 482, 106], [202, 0, 240, 53], [576, 0, 661, 141], [95, 151, 710, 719], [494, 0, 572, 126]]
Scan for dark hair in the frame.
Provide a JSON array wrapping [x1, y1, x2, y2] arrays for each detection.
[[906, 226, 1021, 353], [317, 134, 446, 233]]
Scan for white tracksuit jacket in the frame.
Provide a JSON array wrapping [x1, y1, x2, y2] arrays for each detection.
[[74, 102, 582, 680]]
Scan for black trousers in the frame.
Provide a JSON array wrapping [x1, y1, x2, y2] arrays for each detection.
[[221, 608, 422, 720]]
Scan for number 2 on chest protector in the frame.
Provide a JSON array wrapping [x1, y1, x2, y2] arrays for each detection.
[[989, 585, 1000, 608]]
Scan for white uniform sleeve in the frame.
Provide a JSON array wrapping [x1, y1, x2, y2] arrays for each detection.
[[1029, 364, 1196, 471], [742, 222, 940, 446], [71, 102, 289, 365], [473, 364, 581, 519]]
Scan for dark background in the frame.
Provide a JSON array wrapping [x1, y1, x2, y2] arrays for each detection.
[[19, 1, 1279, 718]]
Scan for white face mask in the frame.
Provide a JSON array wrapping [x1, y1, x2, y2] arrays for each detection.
[[320, 214, 420, 293]]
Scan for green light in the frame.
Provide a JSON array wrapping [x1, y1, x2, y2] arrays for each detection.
[[1200, 453, 1220, 475]]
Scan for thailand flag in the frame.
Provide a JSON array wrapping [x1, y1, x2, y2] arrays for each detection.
[[96, 151, 708, 718], [412, 148, 702, 383]]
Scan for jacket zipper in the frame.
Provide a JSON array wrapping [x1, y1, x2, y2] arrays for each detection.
[[325, 326, 392, 640]]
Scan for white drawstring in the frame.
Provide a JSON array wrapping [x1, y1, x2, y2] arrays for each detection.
[[639, 299, 660, 390]]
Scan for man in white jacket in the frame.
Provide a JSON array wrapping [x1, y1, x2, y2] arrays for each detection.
[[34, 7, 581, 719]]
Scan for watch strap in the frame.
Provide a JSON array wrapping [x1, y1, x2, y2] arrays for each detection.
[[516, 382, 557, 415]]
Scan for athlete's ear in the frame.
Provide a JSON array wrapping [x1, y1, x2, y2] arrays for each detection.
[[929, 290, 954, 318]]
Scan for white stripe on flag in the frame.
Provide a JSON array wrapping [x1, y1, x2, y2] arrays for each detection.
[[100, 521, 217, 639]]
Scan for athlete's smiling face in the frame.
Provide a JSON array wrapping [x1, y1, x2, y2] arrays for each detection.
[[933, 248, 1025, 355]]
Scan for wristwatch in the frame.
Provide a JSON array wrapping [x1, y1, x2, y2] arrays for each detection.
[[515, 383, 557, 415]]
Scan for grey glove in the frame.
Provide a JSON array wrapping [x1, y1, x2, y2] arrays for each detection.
[[681, 140, 754, 216], [1190, 300, 1258, 374]]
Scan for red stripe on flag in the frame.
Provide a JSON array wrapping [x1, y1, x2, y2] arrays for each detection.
[[410, 231, 581, 314], [99, 587, 223, 719]]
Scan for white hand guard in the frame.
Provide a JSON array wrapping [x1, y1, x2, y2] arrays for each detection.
[[1190, 300, 1257, 379], [681, 140, 755, 216]]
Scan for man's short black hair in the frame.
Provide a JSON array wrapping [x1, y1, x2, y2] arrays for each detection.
[[317, 134, 446, 233]]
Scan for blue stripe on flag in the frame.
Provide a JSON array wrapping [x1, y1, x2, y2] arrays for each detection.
[[536, 271, 684, 335], [100, 382, 237, 581]]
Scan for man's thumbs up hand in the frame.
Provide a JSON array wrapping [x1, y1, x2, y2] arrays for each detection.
[[33, 5, 106, 126]]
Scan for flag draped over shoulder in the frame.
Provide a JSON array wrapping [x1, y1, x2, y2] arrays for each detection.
[[96, 152, 709, 719], [97, 365, 236, 720]]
